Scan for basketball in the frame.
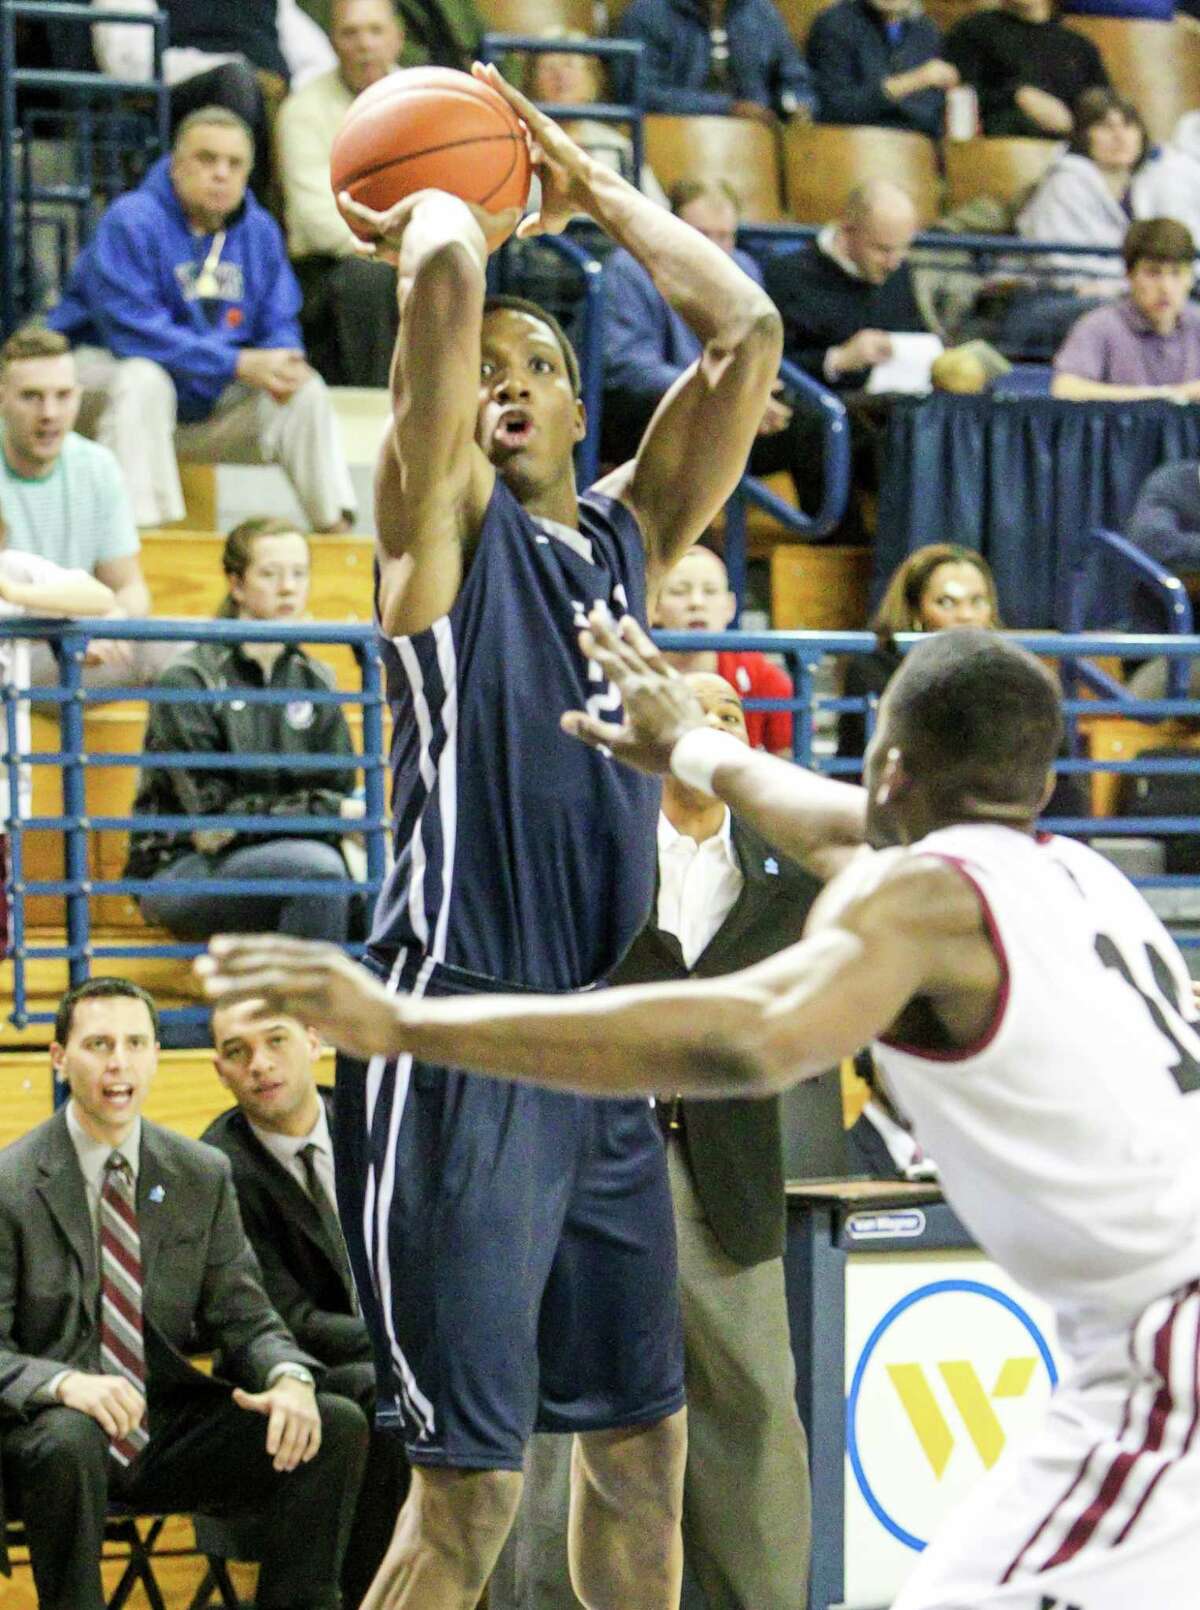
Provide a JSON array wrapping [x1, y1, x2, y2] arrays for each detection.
[[330, 67, 532, 246]]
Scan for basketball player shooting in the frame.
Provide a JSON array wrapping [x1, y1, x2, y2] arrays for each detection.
[[204, 617, 1200, 1609], [289, 61, 782, 1610]]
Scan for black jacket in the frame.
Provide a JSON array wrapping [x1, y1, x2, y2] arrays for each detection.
[[611, 816, 823, 1266], [807, 0, 946, 137], [943, 9, 1108, 137], [201, 1090, 370, 1370], [763, 239, 927, 387], [126, 638, 357, 878]]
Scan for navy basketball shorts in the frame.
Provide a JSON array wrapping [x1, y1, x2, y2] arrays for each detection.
[[332, 955, 685, 1470]]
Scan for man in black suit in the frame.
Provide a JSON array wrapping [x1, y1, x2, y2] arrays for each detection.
[[492, 673, 816, 1610], [0, 976, 368, 1610], [203, 999, 410, 1609]]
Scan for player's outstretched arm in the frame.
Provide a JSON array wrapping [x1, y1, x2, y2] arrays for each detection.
[[338, 188, 517, 638], [476, 63, 782, 580], [564, 610, 867, 881], [196, 860, 997, 1097]]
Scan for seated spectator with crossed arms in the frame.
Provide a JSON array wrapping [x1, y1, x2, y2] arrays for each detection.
[[0, 976, 368, 1610]]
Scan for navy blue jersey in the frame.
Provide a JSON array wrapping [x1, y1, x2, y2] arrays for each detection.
[[370, 479, 660, 991]]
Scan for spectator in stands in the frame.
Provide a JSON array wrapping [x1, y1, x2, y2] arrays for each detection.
[[126, 518, 361, 946], [806, 0, 957, 139], [653, 545, 795, 757], [276, 0, 405, 387], [1052, 218, 1200, 400], [0, 975, 368, 1610], [48, 107, 356, 532], [525, 30, 669, 203], [0, 504, 115, 956], [91, 0, 337, 201], [1017, 91, 1200, 274], [837, 542, 998, 763], [0, 325, 177, 687], [602, 179, 814, 512], [617, 0, 818, 122], [203, 999, 409, 1610], [763, 179, 927, 386], [1127, 459, 1200, 572], [943, 0, 1109, 137]]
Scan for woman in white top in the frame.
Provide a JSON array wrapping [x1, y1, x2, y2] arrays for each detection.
[[1017, 89, 1200, 285]]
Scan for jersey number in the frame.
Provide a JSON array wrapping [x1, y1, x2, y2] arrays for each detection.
[[1094, 934, 1200, 1094]]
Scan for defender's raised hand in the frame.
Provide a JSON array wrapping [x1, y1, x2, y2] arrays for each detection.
[[561, 609, 707, 775]]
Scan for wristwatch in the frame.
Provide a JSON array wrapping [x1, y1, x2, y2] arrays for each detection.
[[268, 1362, 316, 1389]]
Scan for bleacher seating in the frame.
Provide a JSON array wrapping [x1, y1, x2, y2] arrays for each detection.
[[781, 122, 941, 225], [643, 115, 786, 221], [943, 135, 1061, 212]]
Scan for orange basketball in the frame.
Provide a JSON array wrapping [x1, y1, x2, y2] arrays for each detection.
[[330, 67, 531, 246]]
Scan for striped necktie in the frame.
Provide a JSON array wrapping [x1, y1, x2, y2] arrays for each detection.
[[100, 1152, 149, 1465]]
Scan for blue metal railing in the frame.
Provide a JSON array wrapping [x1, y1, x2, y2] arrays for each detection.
[[1066, 528, 1196, 702], [7, 621, 1200, 1040], [1, 617, 385, 1030], [1, 0, 171, 332]]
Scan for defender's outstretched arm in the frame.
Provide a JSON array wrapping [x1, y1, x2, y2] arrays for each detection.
[[197, 859, 997, 1097]]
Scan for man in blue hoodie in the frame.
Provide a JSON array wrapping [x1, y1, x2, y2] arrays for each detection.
[[49, 107, 356, 531]]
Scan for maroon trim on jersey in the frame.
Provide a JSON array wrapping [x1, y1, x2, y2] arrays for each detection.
[[878, 854, 1009, 1063], [999, 1283, 1200, 1584]]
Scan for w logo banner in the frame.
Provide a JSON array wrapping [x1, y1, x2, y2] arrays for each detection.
[[846, 1279, 1059, 1553], [887, 1355, 1040, 1476]]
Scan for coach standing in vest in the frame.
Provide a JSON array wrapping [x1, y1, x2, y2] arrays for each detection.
[[492, 672, 815, 1610]]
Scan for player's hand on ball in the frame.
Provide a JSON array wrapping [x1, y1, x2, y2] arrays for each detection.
[[338, 188, 521, 265], [196, 936, 409, 1061], [471, 62, 595, 237], [562, 609, 707, 776]]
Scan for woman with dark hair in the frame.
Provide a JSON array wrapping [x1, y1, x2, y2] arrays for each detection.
[[1017, 90, 1153, 276], [837, 544, 998, 764], [126, 516, 360, 944]]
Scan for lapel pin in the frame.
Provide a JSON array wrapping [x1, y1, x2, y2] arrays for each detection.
[[764, 857, 779, 876], [148, 1184, 165, 1203]]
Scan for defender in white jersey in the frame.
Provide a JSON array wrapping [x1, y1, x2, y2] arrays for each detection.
[[201, 623, 1200, 1609]]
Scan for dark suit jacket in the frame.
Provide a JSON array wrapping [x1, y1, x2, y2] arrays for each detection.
[[201, 1091, 371, 1369], [610, 816, 823, 1267], [0, 1109, 320, 1572]]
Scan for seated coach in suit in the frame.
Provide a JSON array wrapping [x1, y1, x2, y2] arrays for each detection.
[[0, 976, 368, 1610], [493, 673, 816, 1610], [203, 999, 410, 1609]]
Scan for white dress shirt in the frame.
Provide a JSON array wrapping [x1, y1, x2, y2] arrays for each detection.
[[656, 809, 744, 969], [249, 1097, 337, 1210]]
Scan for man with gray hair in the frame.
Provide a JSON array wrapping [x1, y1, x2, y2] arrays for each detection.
[[48, 106, 356, 532], [276, 0, 407, 386], [763, 178, 927, 387]]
